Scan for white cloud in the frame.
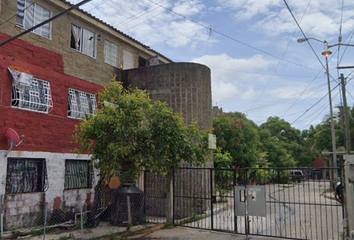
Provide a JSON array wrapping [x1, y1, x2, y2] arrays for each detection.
[[191, 53, 276, 103], [69, 0, 210, 48], [216, 0, 353, 39]]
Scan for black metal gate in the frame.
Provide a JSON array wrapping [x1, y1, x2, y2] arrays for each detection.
[[173, 167, 344, 240]]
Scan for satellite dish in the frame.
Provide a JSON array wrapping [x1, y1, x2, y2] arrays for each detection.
[[4, 128, 25, 157]]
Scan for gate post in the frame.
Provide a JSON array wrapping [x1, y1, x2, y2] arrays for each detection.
[[344, 155, 354, 238], [166, 170, 174, 223]]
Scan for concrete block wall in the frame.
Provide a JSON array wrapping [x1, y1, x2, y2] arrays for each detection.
[[0, 33, 102, 230], [124, 62, 212, 130], [0, 32, 103, 153], [0, 0, 170, 86], [0, 150, 99, 230]]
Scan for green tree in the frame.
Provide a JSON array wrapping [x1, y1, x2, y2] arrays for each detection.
[[75, 81, 209, 183], [259, 117, 316, 167], [213, 113, 260, 167], [214, 149, 233, 201]]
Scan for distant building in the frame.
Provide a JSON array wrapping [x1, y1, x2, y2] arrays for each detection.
[[212, 106, 223, 117]]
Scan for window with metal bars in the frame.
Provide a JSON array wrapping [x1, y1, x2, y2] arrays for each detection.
[[11, 78, 53, 113], [6, 158, 48, 194], [68, 88, 97, 119], [64, 160, 93, 189]]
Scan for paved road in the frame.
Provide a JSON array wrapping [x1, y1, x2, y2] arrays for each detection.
[[177, 181, 343, 240], [127, 226, 284, 240]]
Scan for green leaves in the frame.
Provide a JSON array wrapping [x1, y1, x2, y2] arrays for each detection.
[[213, 113, 260, 168], [74, 81, 209, 183]]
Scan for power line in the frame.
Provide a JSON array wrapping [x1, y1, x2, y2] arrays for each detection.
[[0, 1, 35, 28], [201, 66, 315, 78], [0, 0, 93, 48], [291, 82, 340, 125], [145, 0, 319, 72], [282, 0, 326, 72]]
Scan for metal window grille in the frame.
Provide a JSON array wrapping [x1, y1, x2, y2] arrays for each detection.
[[11, 78, 53, 113], [105, 40, 119, 67], [64, 160, 93, 189], [16, 0, 51, 39], [68, 88, 96, 119], [5, 158, 48, 194]]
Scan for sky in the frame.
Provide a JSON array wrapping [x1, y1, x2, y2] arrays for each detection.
[[69, 0, 354, 130]]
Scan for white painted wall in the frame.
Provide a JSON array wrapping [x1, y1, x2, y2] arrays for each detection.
[[0, 150, 99, 230]]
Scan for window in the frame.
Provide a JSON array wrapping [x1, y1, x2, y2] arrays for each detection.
[[123, 50, 135, 69], [16, 0, 51, 39], [11, 77, 53, 113], [139, 56, 147, 67], [65, 160, 93, 189], [68, 88, 97, 119], [71, 24, 96, 58], [6, 158, 48, 194], [105, 40, 119, 67]]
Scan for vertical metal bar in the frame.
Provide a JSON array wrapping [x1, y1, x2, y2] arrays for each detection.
[[210, 168, 214, 230], [127, 195, 132, 229], [143, 170, 147, 223], [245, 169, 249, 236], [330, 170, 335, 240], [0, 194, 3, 239], [43, 202, 47, 240], [308, 172, 313, 240], [233, 169, 237, 233], [172, 168, 175, 225], [80, 208, 84, 239]]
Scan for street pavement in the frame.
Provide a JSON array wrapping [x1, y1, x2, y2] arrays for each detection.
[[127, 227, 284, 240]]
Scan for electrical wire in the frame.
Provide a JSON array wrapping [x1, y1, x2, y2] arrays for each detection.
[[282, 0, 326, 72], [144, 0, 319, 72], [291, 82, 340, 125], [0, 1, 35, 28]]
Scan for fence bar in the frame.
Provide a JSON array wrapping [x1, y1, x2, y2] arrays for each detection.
[[0, 194, 3, 239], [43, 202, 47, 240], [210, 168, 214, 230], [80, 208, 84, 239], [127, 196, 132, 230]]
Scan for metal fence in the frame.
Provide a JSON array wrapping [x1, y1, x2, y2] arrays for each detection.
[[0, 167, 344, 240], [0, 172, 169, 239], [174, 167, 344, 240]]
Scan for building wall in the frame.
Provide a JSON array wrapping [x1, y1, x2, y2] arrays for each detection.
[[124, 62, 212, 130], [0, 0, 171, 86], [0, 32, 102, 153], [0, 150, 98, 230], [0, 32, 102, 230]]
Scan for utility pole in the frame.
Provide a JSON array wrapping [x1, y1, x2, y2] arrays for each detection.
[[341, 73, 351, 154], [0, 0, 92, 48]]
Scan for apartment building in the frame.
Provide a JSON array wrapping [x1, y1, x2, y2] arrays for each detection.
[[0, 0, 212, 230]]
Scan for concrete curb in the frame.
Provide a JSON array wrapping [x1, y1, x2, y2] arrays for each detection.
[[92, 223, 165, 240]]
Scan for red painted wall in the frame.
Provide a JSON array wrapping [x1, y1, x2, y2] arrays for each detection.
[[0, 33, 103, 153]]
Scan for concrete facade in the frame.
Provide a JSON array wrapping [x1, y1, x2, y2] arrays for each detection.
[[0, 0, 171, 86], [124, 63, 212, 130], [0, 150, 99, 230], [0, 0, 212, 231]]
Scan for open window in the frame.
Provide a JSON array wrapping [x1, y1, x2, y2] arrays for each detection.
[[68, 88, 97, 119], [6, 158, 48, 194], [16, 0, 51, 39], [65, 160, 93, 189], [71, 24, 96, 58]]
